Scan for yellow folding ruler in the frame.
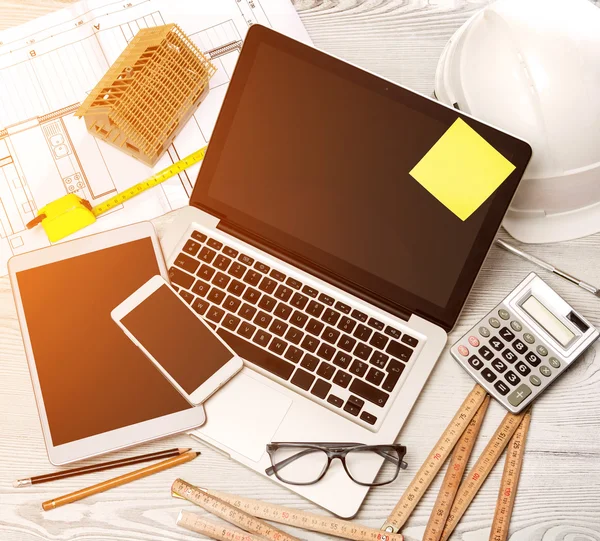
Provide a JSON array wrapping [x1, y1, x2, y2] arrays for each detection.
[[26, 146, 207, 242]]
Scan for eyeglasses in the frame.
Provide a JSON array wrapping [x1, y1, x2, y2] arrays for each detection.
[[265, 442, 407, 487]]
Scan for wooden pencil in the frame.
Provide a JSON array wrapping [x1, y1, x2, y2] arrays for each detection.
[[42, 450, 200, 511], [14, 447, 190, 488]]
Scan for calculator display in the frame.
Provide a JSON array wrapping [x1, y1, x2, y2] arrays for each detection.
[[521, 296, 575, 347]]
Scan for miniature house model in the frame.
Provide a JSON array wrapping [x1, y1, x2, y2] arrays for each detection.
[[76, 24, 215, 166]]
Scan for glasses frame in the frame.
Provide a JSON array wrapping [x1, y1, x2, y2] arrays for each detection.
[[265, 442, 407, 487]]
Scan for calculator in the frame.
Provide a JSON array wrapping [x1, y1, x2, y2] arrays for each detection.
[[451, 273, 599, 413]]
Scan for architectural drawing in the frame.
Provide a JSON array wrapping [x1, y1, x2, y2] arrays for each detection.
[[0, 0, 311, 274]]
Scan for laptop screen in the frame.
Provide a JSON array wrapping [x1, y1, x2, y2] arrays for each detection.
[[191, 26, 531, 330]]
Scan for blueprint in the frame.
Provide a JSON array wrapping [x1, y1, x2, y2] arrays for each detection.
[[0, 0, 311, 275]]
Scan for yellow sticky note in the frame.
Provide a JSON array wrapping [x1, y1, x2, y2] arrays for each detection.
[[409, 118, 516, 221]]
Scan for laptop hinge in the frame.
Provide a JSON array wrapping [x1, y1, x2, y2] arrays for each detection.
[[194, 202, 226, 220], [217, 221, 413, 323]]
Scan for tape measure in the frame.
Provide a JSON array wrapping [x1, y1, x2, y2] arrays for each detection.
[[26, 146, 207, 242], [177, 511, 266, 541], [490, 411, 532, 541], [172, 479, 403, 541], [381, 384, 488, 533], [91, 146, 207, 216], [439, 409, 528, 541], [172, 479, 299, 541], [422, 394, 490, 541]]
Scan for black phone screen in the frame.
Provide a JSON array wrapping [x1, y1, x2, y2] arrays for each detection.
[[121, 284, 235, 394]]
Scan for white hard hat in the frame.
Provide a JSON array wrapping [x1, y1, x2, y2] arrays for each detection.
[[434, 0, 600, 243]]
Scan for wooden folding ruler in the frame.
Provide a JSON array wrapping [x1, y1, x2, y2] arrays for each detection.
[[381, 383, 532, 541]]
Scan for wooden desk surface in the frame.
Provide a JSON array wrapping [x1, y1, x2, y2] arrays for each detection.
[[1, 1, 599, 540]]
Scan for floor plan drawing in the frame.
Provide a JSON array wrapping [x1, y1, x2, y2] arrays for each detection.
[[0, 0, 311, 275]]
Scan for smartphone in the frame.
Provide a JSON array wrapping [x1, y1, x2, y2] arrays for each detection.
[[111, 275, 243, 405]]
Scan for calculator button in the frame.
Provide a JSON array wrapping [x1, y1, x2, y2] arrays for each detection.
[[479, 346, 494, 361], [512, 339, 528, 354], [515, 361, 531, 376], [468, 355, 484, 370], [523, 333, 535, 344], [505, 370, 521, 386], [549, 357, 561, 369], [468, 336, 480, 347], [479, 327, 490, 337], [540, 365, 552, 377], [458, 345, 469, 357], [508, 384, 532, 407], [502, 348, 518, 364], [494, 380, 510, 396], [489, 317, 501, 328], [525, 351, 541, 367], [498, 309, 510, 320], [499, 327, 515, 342], [491, 359, 507, 373], [530, 375, 542, 386], [489, 336, 504, 351], [481, 367, 497, 383], [510, 320, 523, 332], [536, 345, 549, 357]]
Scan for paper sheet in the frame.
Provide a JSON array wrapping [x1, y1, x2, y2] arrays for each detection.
[[409, 118, 516, 221], [0, 0, 312, 275]]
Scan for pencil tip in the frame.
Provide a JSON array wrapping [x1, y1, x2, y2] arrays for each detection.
[[13, 479, 31, 488], [195, 451, 201, 457], [179, 447, 191, 453]]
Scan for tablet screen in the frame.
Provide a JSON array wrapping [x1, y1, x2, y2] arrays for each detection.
[[16, 238, 191, 446]]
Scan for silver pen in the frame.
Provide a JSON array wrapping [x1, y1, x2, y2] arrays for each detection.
[[495, 239, 600, 297]]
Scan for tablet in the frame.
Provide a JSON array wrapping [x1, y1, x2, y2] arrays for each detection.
[[9, 222, 206, 465]]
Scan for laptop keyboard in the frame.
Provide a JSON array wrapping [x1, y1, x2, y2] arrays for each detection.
[[168, 228, 421, 430]]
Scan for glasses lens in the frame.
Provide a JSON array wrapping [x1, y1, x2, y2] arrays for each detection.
[[269, 446, 329, 484], [344, 446, 401, 485]]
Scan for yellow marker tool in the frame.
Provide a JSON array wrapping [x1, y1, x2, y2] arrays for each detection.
[[26, 146, 207, 242], [489, 411, 532, 541], [381, 383, 488, 533], [422, 394, 490, 541]]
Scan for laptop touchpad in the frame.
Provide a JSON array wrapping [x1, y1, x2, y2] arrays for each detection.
[[196, 371, 292, 462]]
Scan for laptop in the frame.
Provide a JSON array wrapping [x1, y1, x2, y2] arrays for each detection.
[[160, 25, 532, 518]]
